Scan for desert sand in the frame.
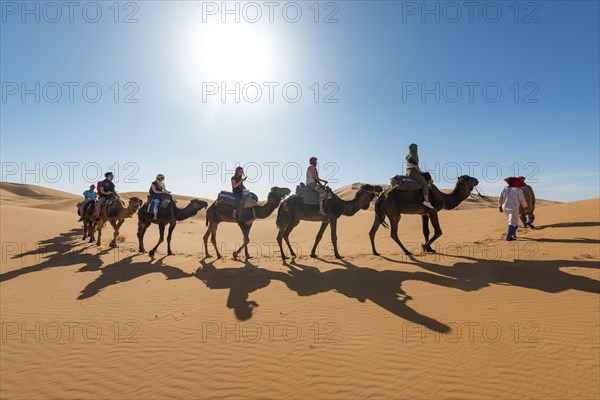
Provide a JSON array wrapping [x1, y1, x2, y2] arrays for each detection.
[[1, 181, 598, 399]]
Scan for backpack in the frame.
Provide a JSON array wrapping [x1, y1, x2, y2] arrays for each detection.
[[96, 181, 102, 195]]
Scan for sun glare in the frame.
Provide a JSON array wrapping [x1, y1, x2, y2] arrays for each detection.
[[196, 23, 275, 82]]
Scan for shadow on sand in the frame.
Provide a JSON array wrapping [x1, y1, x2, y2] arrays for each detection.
[[77, 255, 192, 300], [535, 221, 600, 230], [2, 229, 598, 333], [0, 228, 192, 300], [1, 228, 106, 282]]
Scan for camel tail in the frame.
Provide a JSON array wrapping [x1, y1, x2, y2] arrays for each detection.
[[374, 197, 389, 229]]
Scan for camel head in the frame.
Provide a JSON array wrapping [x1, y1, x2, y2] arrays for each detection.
[[128, 197, 143, 212], [356, 184, 384, 209], [268, 186, 292, 201], [188, 199, 209, 214], [456, 175, 479, 193]]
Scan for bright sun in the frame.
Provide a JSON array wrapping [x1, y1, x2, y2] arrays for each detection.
[[196, 23, 275, 82]]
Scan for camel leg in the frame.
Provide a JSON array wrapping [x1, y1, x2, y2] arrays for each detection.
[[210, 224, 221, 259], [109, 219, 122, 248], [389, 217, 412, 255], [421, 215, 436, 253], [90, 221, 96, 243], [283, 221, 300, 258], [329, 219, 343, 259], [311, 222, 329, 258], [149, 223, 166, 256], [96, 221, 104, 246], [277, 225, 287, 260], [233, 222, 252, 260], [244, 223, 253, 259], [85, 220, 93, 242], [424, 212, 443, 249], [369, 215, 382, 256], [137, 221, 150, 253], [166, 221, 176, 255], [87, 220, 95, 243], [203, 224, 212, 258]]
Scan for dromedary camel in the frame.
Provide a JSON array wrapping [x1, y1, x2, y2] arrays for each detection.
[[77, 201, 97, 242], [276, 184, 383, 260], [137, 198, 208, 256], [203, 187, 291, 260], [96, 195, 143, 248], [369, 175, 479, 256]]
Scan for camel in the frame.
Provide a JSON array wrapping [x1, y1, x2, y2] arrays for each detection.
[[137, 198, 208, 256], [369, 175, 479, 256], [77, 201, 97, 242], [276, 184, 383, 260], [203, 187, 291, 260], [96, 195, 143, 248]]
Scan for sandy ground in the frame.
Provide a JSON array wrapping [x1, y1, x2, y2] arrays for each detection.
[[1, 182, 598, 399]]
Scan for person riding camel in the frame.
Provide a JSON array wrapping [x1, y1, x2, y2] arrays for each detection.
[[78, 184, 97, 221], [149, 174, 169, 220], [231, 166, 248, 221], [405, 143, 434, 209], [93, 172, 116, 220], [306, 156, 328, 216]]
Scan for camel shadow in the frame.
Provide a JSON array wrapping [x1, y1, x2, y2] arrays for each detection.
[[524, 237, 600, 245], [196, 259, 287, 321], [0, 227, 193, 300], [404, 253, 600, 295], [0, 228, 106, 282], [536, 221, 600, 229], [77, 255, 193, 300], [282, 258, 481, 333], [197, 257, 474, 332]]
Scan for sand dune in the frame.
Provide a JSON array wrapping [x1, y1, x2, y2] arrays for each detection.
[[0, 182, 598, 399]]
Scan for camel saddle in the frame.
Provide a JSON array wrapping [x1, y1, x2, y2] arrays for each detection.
[[383, 174, 434, 199], [389, 172, 434, 190], [216, 191, 259, 208], [389, 175, 425, 191], [295, 183, 331, 205], [77, 200, 95, 216], [143, 195, 176, 213]]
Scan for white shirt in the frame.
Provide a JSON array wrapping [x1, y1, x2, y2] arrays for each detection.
[[306, 166, 316, 185], [498, 187, 527, 211]]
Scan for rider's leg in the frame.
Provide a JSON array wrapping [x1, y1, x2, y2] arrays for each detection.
[[153, 199, 159, 220]]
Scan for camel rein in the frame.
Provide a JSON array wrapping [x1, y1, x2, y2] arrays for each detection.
[[472, 186, 489, 200]]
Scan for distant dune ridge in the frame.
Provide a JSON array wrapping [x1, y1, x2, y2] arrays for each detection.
[[0, 181, 598, 399], [0, 181, 559, 212]]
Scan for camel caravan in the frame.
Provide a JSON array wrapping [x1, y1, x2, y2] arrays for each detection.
[[76, 144, 534, 260]]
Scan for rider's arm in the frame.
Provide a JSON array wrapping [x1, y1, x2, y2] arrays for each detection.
[[151, 183, 162, 194], [232, 177, 244, 188], [315, 169, 328, 184]]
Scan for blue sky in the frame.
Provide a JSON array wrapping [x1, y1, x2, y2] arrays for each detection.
[[1, 0, 599, 201]]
